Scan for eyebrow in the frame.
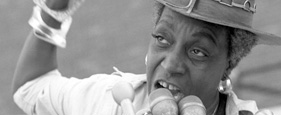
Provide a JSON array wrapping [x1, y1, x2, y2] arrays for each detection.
[[193, 29, 218, 46], [157, 15, 220, 46], [158, 15, 176, 32]]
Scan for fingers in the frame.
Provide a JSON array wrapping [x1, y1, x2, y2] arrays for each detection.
[[136, 109, 152, 115], [45, 0, 69, 10], [255, 109, 274, 115]]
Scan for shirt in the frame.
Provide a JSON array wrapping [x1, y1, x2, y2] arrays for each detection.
[[14, 69, 260, 115]]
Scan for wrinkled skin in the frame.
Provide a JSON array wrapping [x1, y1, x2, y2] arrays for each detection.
[[146, 7, 229, 114]]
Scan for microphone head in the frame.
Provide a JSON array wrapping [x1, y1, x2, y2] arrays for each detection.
[[112, 81, 135, 105], [179, 95, 206, 115], [149, 88, 178, 115]]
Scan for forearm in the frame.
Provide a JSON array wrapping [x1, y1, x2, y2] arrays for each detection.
[[12, 0, 68, 94], [12, 31, 58, 94]]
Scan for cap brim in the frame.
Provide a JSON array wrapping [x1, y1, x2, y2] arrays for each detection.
[[160, 2, 281, 46]]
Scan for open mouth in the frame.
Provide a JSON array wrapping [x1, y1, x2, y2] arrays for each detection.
[[155, 80, 185, 102]]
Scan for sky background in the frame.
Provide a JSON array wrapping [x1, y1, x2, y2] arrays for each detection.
[[0, 0, 281, 114]]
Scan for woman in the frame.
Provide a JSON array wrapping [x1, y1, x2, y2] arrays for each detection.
[[12, 0, 280, 114]]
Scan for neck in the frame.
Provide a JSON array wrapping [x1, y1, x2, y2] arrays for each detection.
[[206, 91, 220, 115]]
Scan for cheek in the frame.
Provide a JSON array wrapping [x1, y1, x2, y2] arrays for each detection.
[[186, 70, 222, 97], [146, 39, 162, 76], [188, 59, 227, 95], [146, 43, 154, 78], [145, 43, 161, 93], [146, 51, 162, 78], [200, 72, 221, 88]]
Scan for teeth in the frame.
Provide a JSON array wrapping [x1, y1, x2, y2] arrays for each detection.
[[159, 81, 167, 88], [170, 85, 179, 90], [163, 82, 168, 88], [168, 85, 173, 90], [158, 81, 184, 102], [174, 92, 185, 102], [159, 81, 179, 91]]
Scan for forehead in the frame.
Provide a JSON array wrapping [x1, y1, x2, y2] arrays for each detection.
[[157, 7, 229, 45], [159, 7, 227, 32]]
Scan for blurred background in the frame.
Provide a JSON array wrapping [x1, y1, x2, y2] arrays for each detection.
[[0, 0, 280, 114]]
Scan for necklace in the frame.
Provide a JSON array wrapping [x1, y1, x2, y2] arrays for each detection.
[[211, 92, 221, 115], [212, 104, 218, 115], [212, 93, 228, 115]]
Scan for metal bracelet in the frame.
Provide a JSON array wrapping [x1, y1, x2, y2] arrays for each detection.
[[29, 6, 72, 48]]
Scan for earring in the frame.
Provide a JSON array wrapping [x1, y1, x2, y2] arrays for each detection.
[[145, 55, 148, 65], [218, 74, 232, 94]]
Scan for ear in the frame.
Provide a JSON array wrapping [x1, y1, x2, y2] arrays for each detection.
[[145, 55, 148, 65]]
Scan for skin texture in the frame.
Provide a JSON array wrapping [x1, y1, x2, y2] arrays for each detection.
[[12, 0, 66, 93], [146, 7, 229, 114], [12, 0, 260, 114]]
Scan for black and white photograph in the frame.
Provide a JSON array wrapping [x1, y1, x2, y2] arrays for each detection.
[[0, 0, 281, 114]]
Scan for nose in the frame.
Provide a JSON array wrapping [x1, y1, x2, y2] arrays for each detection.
[[161, 53, 186, 76]]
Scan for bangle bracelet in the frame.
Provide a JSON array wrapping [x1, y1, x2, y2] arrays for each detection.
[[29, 6, 72, 48], [33, 0, 85, 22]]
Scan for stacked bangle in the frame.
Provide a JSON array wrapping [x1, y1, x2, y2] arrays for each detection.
[[29, 6, 72, 48], [29, 0, 85, 48]]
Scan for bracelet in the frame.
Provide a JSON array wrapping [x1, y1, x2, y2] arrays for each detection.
[[33, 0, 85, 22], [29, 6, 72, 48]]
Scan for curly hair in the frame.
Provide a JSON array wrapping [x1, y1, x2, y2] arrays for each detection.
[[153, 2, 258, 75]]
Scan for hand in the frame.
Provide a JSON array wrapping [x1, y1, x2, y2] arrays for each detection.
[[255, 109, 274, 115], [45, 0, 69, 10], [41, 0, 70, 28], [136, 109, 152, 115]]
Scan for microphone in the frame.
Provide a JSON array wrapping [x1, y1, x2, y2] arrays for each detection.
[[136, 108, 152, 115], [179, 95, 206, 115], [112, 81, 136, 115], [149, 88, 178, 115]]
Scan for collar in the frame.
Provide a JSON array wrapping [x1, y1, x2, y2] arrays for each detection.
[[226, 91, 258, 115]]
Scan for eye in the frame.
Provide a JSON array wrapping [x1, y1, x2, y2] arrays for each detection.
[[152, 33, 170, 47], [190, 48, 207, 57]]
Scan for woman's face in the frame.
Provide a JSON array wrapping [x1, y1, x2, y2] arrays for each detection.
[[146, 7, 229, 107]]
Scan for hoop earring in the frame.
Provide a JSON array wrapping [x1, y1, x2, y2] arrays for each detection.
[[145, 55, 148, 65], [218, 74, 232, 94]]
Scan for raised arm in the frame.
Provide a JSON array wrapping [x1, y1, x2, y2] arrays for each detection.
[[12, 0, 69, 94]]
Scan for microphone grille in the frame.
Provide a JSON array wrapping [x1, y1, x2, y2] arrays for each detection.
[[149, 88, 174, 108], [179, 95, 206, 113], [111, 81, 135, 105]]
